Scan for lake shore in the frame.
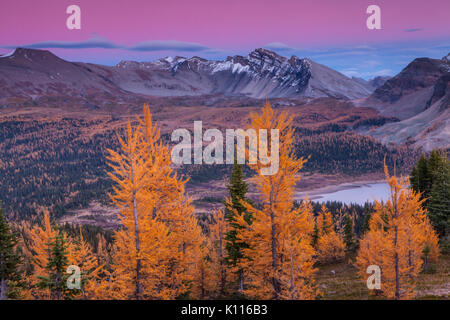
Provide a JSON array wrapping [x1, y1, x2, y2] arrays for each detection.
[[294, 179, 386, 202]]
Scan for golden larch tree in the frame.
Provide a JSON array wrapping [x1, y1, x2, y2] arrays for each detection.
[[140, 106, 203, 299], [69, 228, 104, 299], [205, 209, 229, 298], [233, 102, 317, 300], [355, 165, 440, 299], [107, 109, 173, 299], [315, 205, 346, 264], [21, 210, 58, 299], [107, 105, 203, 299]]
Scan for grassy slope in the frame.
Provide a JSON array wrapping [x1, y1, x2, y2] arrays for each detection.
[[316, 252, 450, 300]]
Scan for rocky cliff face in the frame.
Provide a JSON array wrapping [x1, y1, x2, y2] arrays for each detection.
[[365, 56, 449, 119], [363, 54, 450, 151]]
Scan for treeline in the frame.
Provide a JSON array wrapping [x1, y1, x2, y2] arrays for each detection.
[[60, 223, 114, 249], [308, 201, 374, 238], [0, 104, 442, 300]]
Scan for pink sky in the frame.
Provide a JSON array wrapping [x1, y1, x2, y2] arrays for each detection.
[[2, 0, 449, 47], [0, 0, 449, 78]]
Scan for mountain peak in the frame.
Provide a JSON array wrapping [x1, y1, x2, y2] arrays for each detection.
[[116, 60, 141, 68], [443, 53, 449, 63], [248, 48, 287, 63], [13, 47, 58, 59], [250, 47, 280, 57]]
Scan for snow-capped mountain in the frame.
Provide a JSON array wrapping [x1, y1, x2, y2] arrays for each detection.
[[82, 48, 375, 99], [0, 48, 387, 107]]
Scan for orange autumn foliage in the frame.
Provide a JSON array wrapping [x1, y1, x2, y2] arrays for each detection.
[[204, 209, 229, 298], [355, 165, 440, 299], [19, 211, 105, 300], [316, 233, 346, 264], [106, 107, 173, 299], [69, 228, 104, 299], [106, 105, 203, 300], [21, 210, 59, 299], [421, 218, 440, 265], [233, 102, 317, 300], [315, 205, 346, 264]]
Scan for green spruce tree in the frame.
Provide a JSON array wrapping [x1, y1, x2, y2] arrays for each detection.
[[410, 150, 449, 238], [410, 153, 431, 201], [0, 205, 22, 300], [428, 154, 450, 238], [37, 232, 75, 300], [224, 160, 251, 295], [343, 214, 355, 252], [428, 150, 444, 182], [311, 222, 319, 247], [362, 202, 372, 234]]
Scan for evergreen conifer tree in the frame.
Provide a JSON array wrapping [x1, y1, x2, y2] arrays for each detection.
[[224, 159, 250, 294], [343, 215, 355, 251], [428, 150, 444, 182], [0, 205, 22, 300], [410, 150, 449, 237], [410, 154, 431, 200], [311, 222, 319, 247], [428, 155, 450, 237], [37, 232, 74, 300], [362, 203, 372, 234]]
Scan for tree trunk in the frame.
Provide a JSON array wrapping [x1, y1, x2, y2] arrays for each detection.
[[0, 278, 7, 300], [269, 181, 279, 299], [290, 252, 295, 300], [271, 214, 279, 299], [200, 267, 205, 299], [237, 247, 244, 294], [0, 254, 6, 300], [133, 191, 142, 300], [130, 154, 143, 300], [219, 231, 226, 296], [238, 269, 244, 293], [393, 186, 400, 300], [394, 226, 400, 300], [55, 270, 61, 300]]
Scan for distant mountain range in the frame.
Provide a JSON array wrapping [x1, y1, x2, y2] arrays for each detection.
[[0, 48, 381, 103], [108, 48, 380, 99], [0, 48, 448, 151]]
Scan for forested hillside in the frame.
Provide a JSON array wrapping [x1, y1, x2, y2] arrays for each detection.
[[0, 114, 421, 219], [0, 117, 119, 218], [295, 132, 420, 174]]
